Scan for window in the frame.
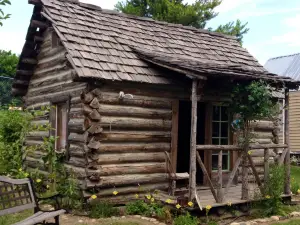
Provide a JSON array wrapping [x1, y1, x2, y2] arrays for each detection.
[[51, 102, 68, 151], [212, 105, 230, 171]]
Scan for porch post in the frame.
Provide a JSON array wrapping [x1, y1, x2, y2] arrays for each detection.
[[189, 79, 198, 201], [284, 88, 291, 195]]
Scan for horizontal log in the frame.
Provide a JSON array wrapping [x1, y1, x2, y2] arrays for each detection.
[[95, 132, 171, 143], [88, 152, 165, 164], [85, 173, 168, 188], [96, 143, 171, 153], [90, 98, 100, 109], [24, 157, 45, 170], [95, 92, 172, 109], [30, 19, 48, 29], [69, 156, 87, 168], [83, 182, 168, 197], [253, 139, 272, 145], [30, 70, 73, 88], [238, 174, 264, 183], [13, 79, 30, 86], [82, 92, 94, 104], [34, 35, 44, 43], [97, 104, 172, 119], [100, 116, 172, 131], [64, 164, 87, 179], [250, 121, 276, 131], [28, 0, 42, 5], [12, 88, 27, 96], [68, 133, 87, 143], [16, 70, 33, 76], [71, 96, 81, 104], [87, 162, 166, 176], [69, 143, 85, 157], [196, 144, 287, 151], [21, 58, 37, 65], [68, 118, 84, 133]]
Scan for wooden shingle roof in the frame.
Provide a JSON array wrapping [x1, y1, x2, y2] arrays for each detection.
[[13, 0, 299, 96]]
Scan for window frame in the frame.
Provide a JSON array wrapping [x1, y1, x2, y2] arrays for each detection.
[[49, 97, 70, 158], [211, 105, 230, 172]]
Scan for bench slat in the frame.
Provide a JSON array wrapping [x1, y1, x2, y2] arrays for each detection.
[[13, 209, 66, 225]]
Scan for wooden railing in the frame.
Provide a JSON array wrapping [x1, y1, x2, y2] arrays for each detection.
[[195, 144, 289, 203]]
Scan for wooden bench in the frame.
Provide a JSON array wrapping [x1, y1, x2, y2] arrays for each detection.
[[0, 176, 65, 225]]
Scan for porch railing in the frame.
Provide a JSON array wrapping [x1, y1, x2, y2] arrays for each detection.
[[196, 144, 289, 203]]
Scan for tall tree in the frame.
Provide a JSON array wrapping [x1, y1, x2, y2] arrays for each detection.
[[0, 0, 11, 26], [214, 19, 249, 45], [0, 50, 19, 106], [115, 0, 249, 44], [115, 0, 222, 29]]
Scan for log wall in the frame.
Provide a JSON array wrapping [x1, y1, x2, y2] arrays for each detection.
[[23, 28, 87, 179], [80, 82, 186, 199]]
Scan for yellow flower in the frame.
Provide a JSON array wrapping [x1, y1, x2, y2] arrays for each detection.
[[91, 195, 97, 199], [176, 204, 181, 209], [227, 202, 232, 207], [297, 189, 300, 194], [248, 150, 252, 155], [188, 202, 194, 207], [265, 195, 271, 199], [165, 199, 172, 204], [46, 185, 50, 189], [135, 194, 139, 198], [206, 205, 212, 210], [36, 179, 42, 183], [113, 191, 118, 196], [24, 173, 29, 177], [19, 168, 23, 172], [146, 195, 151, 200], [151, 198, 155, 202]]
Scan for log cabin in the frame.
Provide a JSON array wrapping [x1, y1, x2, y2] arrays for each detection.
[[13, 0, 299, 207]]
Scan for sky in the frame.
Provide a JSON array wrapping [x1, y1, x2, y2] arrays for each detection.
[[1, 0, 300, 65]]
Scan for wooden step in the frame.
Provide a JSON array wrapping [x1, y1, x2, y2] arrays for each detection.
[[170, 173, 189, 180]]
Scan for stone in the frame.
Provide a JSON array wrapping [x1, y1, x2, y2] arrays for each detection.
[[290, 211, 300, 217], [154, 222, 159, 224], [150, 218, 157, 222], [111, 216, 117, 220], [141, 217, 147, 220], [121, 216, 126, 218], [91, 219, 96, 222], [134, 215, 141, 218], [271, 216, 280, 221], [230, 223, 240, 225], [78, 220, 84, 223]]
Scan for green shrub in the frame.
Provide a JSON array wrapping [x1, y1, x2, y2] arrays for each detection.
[[0, 110, 30, 173], [258, 165, 285, 216], [125, 200, 150, 216], [291, 177, 300, 195], [89, 202, 119, 218], [174, 213, 198, 225]]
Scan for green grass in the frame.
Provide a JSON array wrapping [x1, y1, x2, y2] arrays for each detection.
[[291, 166, 300, 184], [272, 219, 300, 225], [0, 210, 33, 225]]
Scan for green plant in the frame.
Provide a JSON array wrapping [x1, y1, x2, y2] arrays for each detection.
[[174, 213, 198, 225], [256, 165, 285, 216], [125, 200, 151, 216], [291, 176, 300, 195], [89, 202, 119, 218], [0, 0, 11, 26]]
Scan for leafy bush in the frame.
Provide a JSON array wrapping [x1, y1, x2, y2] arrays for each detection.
[[125, 200, 151, 216], [258, 165, 285, 216], [89, 202, 119, 218], [291, 176, 300, 195], [174, 213, 198, 225], [0, 110, 30, 173]]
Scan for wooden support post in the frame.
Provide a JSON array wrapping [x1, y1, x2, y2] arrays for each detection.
[[171, 100, 179, 173], [189, 80, 198, 201], [264, 148, 270, 185], [196, 152, 218, 202], [217, 150, 223, 203], [241, 150, 249, 200], [284, 89, 291, 195], [223, 156, 242, 200]]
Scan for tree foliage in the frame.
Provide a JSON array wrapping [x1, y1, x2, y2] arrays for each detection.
[[115, 0, 222, 29], [214, 19, 249, 45], [115, 0, 250, 44], [0, 50, 20, 106], [0, 0, 11, 26]]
